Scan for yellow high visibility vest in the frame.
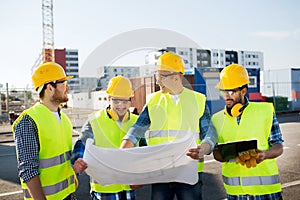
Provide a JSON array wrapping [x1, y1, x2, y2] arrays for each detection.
[[89, 109, 138, 193], [212, 102, 282, 195], [147, 88, 206, 172], [13, 104, 76, 200]]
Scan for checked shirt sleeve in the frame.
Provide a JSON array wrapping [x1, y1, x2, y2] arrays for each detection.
[[14, 115, 40, 182]]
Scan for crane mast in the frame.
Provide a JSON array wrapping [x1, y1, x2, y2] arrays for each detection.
[[42, 0, 54, 63]]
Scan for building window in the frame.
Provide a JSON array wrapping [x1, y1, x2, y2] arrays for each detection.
[[248, 76, 257, 88], [201, 53, 208, 58], [201, 60, 209, 66], [68, 69, 78, 73], [66, 57, 78, 61], [67, 51, 78, 55]]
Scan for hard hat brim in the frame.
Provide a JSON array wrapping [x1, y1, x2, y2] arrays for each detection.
[[156, 64, 184, 74], [62, 75, 74, 80]]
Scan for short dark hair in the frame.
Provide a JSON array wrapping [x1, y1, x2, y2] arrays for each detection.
[[38, 82, 58, 98]]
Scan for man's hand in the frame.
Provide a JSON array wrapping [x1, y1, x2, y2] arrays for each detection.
[[186, 146, 201, 160], [256, 144, 283, 164], [120, 139, 135, 148], [186, 142, 210, 160], [236, 149, 259, 168], [213, 148, 227, 162], [74, 158, 88, 174]]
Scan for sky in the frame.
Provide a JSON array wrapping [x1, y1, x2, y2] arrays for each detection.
[[0, 0, 299, 89]]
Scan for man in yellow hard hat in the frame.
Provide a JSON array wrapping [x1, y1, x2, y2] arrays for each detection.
[[12, 62, 79, 200], [210, 64, 283, 199], [71, 76, 139, 200], [121, 52, 217, 200]]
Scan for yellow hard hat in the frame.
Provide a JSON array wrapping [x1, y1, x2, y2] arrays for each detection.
[[106, 76, 134, 98], [157, 52, 185, 74], [32, 62, 73, 91], [215, 64, 250, 90]]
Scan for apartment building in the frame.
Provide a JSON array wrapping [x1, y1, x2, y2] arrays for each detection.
[[149, 47, 264, 71], [97, 65, 140, 90], [55, 49, 80, 93]]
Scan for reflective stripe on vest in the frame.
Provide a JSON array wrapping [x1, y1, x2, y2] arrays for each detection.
[[212, 102, 281, 195], [223, 174, 280, 186], [89, 109, 138, 193], [149, 130, 189, 139], [24, 175, 75, 198], [39, 151, 71, 169]]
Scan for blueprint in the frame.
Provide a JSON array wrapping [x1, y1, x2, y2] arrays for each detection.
[[83, 132, 199, 186]]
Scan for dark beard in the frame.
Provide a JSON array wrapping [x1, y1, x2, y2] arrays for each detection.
[[51, 90, 68, 103], [226, 95, 243, 116]]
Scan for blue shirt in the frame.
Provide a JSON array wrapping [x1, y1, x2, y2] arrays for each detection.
[[227, 191, 282, 200]]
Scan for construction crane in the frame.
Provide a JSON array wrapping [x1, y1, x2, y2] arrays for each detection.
[[42, 0, 55, 63]]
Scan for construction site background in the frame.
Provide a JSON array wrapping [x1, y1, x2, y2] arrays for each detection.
[[1, 80, 299, 125]]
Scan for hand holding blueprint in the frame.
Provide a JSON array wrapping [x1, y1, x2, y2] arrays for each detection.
[[83, 132, 199, 186]]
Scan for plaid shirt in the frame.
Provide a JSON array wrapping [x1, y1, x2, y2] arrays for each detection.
[[227, 191, 282, 200], [14, 115, 40, 182], [90, 190, 136, 200]]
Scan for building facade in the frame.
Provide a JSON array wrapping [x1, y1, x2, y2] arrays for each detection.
[[147, 47, 264, 71], [56, 49, 80, 93], [79, 77, 99, 92], [97, 65, 140, 90]]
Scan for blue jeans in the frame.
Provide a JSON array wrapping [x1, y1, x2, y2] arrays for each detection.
[[151, 172, 203, 200]]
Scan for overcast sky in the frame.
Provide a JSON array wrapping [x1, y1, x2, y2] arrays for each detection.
[[1, 0, 299, 88]]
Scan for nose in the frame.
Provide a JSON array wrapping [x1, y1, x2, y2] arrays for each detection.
[[156, 77, 162, 85], [66, 85, 70, 91]]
